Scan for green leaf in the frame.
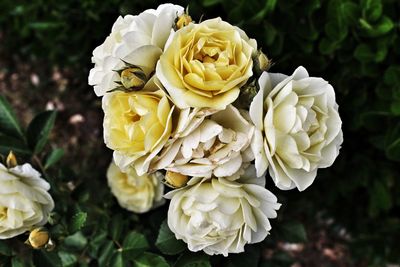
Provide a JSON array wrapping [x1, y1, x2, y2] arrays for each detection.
[[156, 220, 186, 255], [354, 44, 374, 62], [361, 16, 394, 37], [133, 252, 169, 267], [29, 22, 63, 30], [109, 214, 126, 242], [386, 137, 400, 161], [202, 0, 222, 7], [279, 222, 307, 243], [319, 38, 338, 55], [11, 257, 24, 267], [0, 134, 31, 156], [122, 231, 149, 260], [33, 251, 62, 267], [325, 21, 347, 41], [110, 251, 125, 267], [69, 212, 87, 233], [342, 2, 359, 25], [368, 181, 392, 217], [88, 231, 108, 258], [63, 231, 88, 250], [0, 241, 12, 256], [98, 241, 116, 267], [0, 95, 24, 140], [58, 251, 78, 267], [248, 0, 277, 24], [384, 66, 400, 86], [390, 101, 400, 116], [27, 110, 57, 154], [44, 148, 64, 169], [363, 0, 382, 22], [174, 253, 211, 267]]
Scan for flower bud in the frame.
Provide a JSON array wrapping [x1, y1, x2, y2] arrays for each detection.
[[176, 14, 192, 30], [26, 228, 50, 249], [120, 67, 147, 91], [6, 151, 17, 168], [254, 50, 270, 76], [165, 171, 188, 188]]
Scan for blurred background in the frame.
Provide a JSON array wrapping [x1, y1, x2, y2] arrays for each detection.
[[0, 0, 399, 266]]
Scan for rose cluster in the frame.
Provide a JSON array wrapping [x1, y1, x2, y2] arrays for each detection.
[[89, 4, 343, 256]]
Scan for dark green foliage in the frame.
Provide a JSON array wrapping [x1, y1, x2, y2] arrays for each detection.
[[0, 0, 399, 266]]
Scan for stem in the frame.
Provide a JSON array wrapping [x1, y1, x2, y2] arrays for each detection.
[[32, 154, 57, 192], [32, 155, 47, 176]]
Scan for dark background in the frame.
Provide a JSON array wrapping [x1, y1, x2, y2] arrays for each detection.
[[0, 0, 399, 266]]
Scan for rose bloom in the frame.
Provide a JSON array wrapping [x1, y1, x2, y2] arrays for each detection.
[[88, 4, 184, 96], [249, 66, 343, 191], [166, 166, 280, 256], [107, 162, 164, 213], [0, 163, 54, 239], [152, 105, 254, 179], [102, 85, 174, 175], [156, 18, 257, 109]]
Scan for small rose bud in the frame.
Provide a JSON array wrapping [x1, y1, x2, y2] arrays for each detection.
[[120, 67, 147, 90], [176, 14, 192, 30], [165, 171, 188, 188], [26, 227, 50, 249], [254, 50, 271, 76], [6, 151, 17, 168]]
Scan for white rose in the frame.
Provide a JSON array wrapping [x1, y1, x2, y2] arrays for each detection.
[[152, 105, 254, 180], [0, 163, 54, 239], [166, 166, 281, 256], [88, 4, 184, 96], [249, 66, 343, 191], [107, 161, 164, 213]]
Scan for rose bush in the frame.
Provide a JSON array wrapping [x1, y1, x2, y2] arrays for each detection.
[[88, 4, 184, 96], [107, 161, 164, 213], [249, 66, 343, 191], [166, 165, 280, 256], [156, 17, 257, 109], [0, 163, 54, 239]]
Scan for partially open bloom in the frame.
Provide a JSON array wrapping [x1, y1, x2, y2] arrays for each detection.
[[89, 4, 184, 96], [0, 163, 54, 239], [166, 166, 280, 256], [249, 66, 343, 191], [103, 87, 174, 174], [107, 162, 164, 213], [153, 105, 254, 180], [157, 18, 257, 109]]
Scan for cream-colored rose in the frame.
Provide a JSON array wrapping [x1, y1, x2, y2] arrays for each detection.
[[107, 161, 164, 213], [153, 105, 254, 179], [103, 86, 174, 175], [249, 66, 343, 191], [156, 18, 257, 109], [88, 4, 184, 96], [0, 163, 54, 239], [165, 166, 280, 256]]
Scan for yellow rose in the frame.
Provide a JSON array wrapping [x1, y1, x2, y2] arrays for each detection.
[[156, 18, 257, 109], [107, 162, 164, 213], [103, 87, 174, 175]]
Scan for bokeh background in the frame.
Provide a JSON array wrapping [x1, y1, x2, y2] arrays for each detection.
[[0, 0, 399, 266]]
